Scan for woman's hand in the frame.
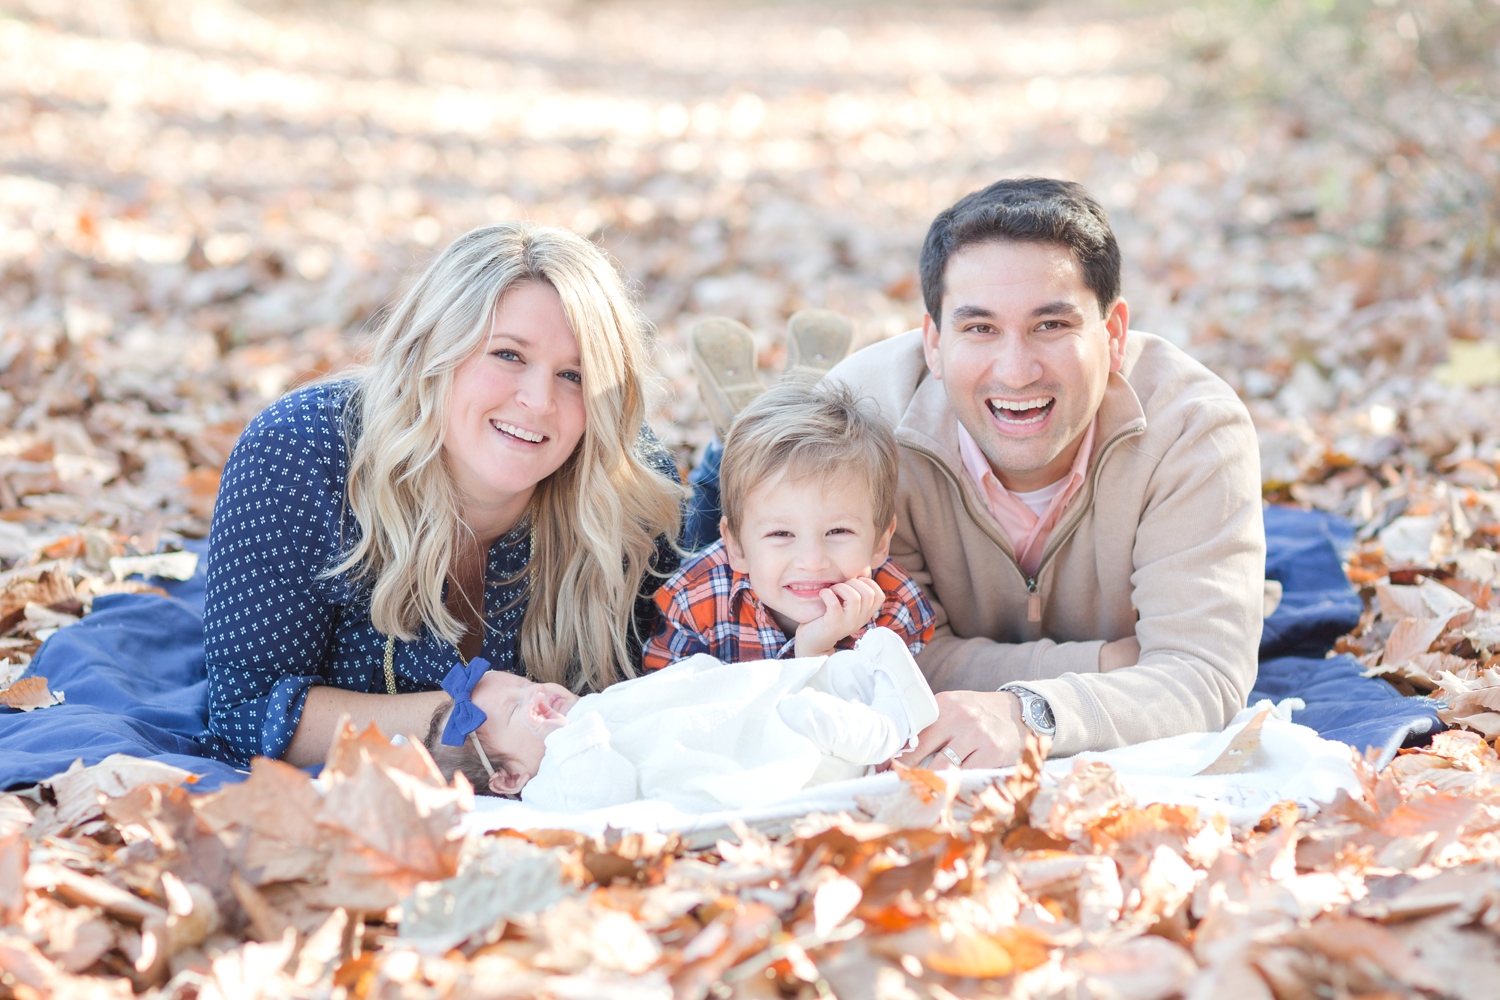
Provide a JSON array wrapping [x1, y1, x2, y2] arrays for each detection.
[[793, 576, 885, 657]]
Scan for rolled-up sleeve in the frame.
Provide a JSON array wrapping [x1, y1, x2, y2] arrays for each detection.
[[203, 416, 348, 766], [1022, 397, 1265, 756]]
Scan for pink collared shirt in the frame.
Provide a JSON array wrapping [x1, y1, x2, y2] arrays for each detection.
[[955, 417, 1097, 580]]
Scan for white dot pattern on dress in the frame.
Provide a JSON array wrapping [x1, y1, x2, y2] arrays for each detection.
[[202, 382, 530, 766], [202, 381, 682, 768]]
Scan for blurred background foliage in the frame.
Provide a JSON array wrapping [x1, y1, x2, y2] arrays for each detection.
[[0, 0, 1497, 544]]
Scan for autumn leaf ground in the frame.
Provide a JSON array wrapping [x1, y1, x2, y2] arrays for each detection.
[[4, 1, 1500, 997]]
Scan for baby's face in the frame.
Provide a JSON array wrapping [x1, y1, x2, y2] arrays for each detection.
[[722, 472, 895, 628], [469, 671, 578, 788]]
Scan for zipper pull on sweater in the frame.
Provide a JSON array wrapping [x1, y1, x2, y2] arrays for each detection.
[[1027, 579, 1041, 622]]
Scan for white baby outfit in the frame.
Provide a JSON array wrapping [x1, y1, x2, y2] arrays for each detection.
[[519, 627, 939, 813]]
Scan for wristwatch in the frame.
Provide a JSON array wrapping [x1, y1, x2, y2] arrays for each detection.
[[1003, 685, 1057, 737]]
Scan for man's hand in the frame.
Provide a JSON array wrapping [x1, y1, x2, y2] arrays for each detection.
[[793, 576, 885, 657], [895, 690, 1028, 770], [1098, 635, 1141, 673]]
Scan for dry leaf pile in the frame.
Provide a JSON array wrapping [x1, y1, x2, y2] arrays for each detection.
[[7, 724, 1500, 999], [5, 0, 1500, 996]]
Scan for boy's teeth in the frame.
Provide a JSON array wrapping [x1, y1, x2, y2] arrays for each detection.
[[493, 420, 544, 443]]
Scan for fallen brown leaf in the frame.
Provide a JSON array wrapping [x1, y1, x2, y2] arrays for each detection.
[[1197, 708, 1272, 775], [1, 832, 26, 925], [0, 674, 62, 711]]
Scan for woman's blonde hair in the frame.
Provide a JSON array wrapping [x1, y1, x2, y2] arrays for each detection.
[[329, 222, 684, 691]]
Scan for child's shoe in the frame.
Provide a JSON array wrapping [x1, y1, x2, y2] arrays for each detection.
[[785, 309, 854, 376], [689, 316, 765, 438]]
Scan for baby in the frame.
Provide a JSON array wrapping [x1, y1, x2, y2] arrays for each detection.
[[424, 626, 938, 813]]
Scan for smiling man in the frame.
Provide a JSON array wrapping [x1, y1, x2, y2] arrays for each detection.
[[827, 177, 1265, 766]]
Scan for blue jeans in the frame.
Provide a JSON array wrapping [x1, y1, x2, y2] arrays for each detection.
[[683, 439, 724, 551]]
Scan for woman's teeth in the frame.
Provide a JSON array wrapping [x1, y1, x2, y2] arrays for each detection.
[[988, 398, 1053, 425], [492, 420, 545, 443]]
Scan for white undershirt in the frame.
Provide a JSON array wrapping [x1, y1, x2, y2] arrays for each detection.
[[1009, 477, 1070, 519]]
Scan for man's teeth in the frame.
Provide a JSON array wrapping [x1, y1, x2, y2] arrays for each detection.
[[989, 398, 1053, 423], [493, 420, 544, 443]]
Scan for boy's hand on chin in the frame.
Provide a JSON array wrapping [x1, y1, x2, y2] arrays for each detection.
[[793, 576, 884, 657]]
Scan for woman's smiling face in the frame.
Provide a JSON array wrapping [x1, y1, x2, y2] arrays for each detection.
[[444, 281, 587, 534]]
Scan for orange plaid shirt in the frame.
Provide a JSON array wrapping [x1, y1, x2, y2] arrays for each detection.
[[642, 540, 936, 670]]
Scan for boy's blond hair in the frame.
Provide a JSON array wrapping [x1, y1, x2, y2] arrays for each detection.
[[720, 376, 899, 539]]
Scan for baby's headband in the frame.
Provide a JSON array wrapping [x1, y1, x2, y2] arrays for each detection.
[[440, 658, 497, 779]]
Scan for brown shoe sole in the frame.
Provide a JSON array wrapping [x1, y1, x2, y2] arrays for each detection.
[[689, 317, 765, 438], [785, 309, 854, 375]]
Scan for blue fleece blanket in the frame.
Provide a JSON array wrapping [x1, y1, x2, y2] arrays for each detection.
[[0, 542, 245, 790], [0, 510, 1443, 789], [1252, 506, 1442, 762]]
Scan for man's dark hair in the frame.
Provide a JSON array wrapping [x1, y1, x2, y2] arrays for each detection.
[[919, 178, 1121, 323]]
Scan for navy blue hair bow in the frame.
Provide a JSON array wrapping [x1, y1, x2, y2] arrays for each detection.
[[440, 657, 492, 747]]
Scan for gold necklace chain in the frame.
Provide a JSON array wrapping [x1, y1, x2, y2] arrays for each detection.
[[382, 525, 532, 696]]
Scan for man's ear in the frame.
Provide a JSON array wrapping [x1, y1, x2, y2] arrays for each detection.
[[488, 768, 526, 796], [920, 313, 943, 380], [872, 516, 897, 566], [720, 518, 750, 573], [1104, 298, 1129, 374]]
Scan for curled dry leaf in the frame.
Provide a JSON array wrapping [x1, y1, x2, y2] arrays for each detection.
[[1436, 667, 1500, 737], [0, 934, 134, 1000], [398, 837, 575, 952], [1071, 935, 1198, 1000], [106, 552, 198, 583], [855, 766, 960, 832], [811, 872, 863, 938], [193, 756, 330, 885], [872, 922, 1051, 980], [0, 674, 62, 711], [23, 897, 117, 974], [30, 755, 193, 840], [1031, 760, 1134, 840], [1195, 709, 1271, 776], [0, 832, 26, 925], [533, 896, 662, 974], [1130, 845, 1197, 923]]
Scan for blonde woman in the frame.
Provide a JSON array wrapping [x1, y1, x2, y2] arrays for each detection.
[[203, 223, 685, 768]]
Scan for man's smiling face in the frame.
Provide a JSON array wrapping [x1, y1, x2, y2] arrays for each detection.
[[921, 240, 1129, 493]]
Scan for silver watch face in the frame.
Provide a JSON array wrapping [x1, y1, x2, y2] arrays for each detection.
[[1024, 695, 1056, 734]]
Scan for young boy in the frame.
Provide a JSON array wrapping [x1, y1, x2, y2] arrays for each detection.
[[643, 378, 935, 669]]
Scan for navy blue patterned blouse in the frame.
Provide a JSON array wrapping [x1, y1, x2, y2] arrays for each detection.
[[203, 381, 679, 767]]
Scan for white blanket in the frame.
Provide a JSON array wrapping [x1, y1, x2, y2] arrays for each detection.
[[520, 627, 936, 813], [463, 700, 1362, 842]]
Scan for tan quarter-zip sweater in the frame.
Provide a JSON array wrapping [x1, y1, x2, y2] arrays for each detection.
[[826, 330, 1265, 757]]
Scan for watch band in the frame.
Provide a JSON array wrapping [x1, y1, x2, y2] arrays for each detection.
[[1002, 685, 1057, 737]]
